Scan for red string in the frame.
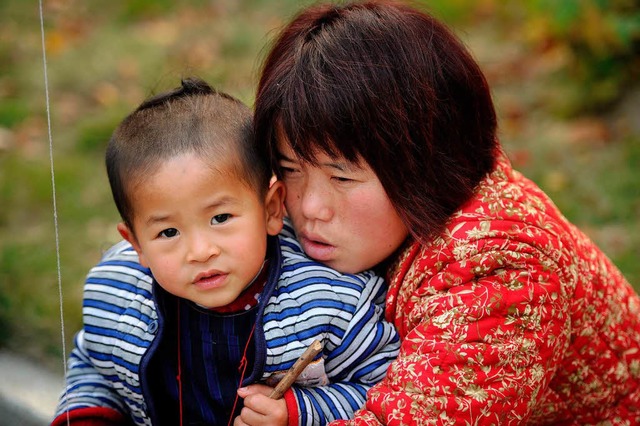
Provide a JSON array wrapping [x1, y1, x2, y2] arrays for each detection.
[[176, 300, 256, 426], [227, 322, 256, 426], [177, 300, 184, 426]]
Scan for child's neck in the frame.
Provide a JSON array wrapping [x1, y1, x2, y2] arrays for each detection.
[[207, 260, 269, 314]]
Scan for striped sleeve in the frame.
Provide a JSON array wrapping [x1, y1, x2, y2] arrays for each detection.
[[292, 271, 399, 425], [54, 330, 131, 416], [53, 241, 156, 425], [267, 236, 400, 424]]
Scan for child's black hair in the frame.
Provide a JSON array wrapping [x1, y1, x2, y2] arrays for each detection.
[[106, 77, 270, 230]]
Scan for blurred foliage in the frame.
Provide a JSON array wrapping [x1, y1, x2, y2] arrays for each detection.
[[0, 0, 318, 369], [422, 0, 640, 115], [518, 0, 640, 115], [0, 0, 638, 370]]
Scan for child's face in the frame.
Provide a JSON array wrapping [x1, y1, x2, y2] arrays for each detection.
[[118, 153, 284, 308]]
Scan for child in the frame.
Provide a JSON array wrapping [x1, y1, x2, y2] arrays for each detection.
[[51, 78, 399, 426]]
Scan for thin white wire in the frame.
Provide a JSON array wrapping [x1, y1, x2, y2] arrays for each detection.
[[38, 0, 68, 418]]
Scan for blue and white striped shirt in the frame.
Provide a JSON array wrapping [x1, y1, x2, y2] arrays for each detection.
[[54, 223, 399, 425]]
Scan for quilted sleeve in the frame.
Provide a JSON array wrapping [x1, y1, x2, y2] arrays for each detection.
[[331, 230, 572, 425]]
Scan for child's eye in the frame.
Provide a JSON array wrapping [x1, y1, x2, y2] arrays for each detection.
[[211, 214, 231, 225], [159, 228, 179, 238]]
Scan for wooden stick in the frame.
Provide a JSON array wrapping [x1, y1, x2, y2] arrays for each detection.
[[269, 339, 323, 399]]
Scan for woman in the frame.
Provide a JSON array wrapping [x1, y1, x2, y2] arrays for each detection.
[[243, 0, 640, 424]]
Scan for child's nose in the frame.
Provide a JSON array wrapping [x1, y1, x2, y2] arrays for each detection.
[[187, 235, 220, 263]]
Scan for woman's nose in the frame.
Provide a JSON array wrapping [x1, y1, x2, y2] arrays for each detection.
[[300, 179, 333, 222]]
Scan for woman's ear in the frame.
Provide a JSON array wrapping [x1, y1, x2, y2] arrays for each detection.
[[264, 180, 286, 236], [116, 222, 149, 267]]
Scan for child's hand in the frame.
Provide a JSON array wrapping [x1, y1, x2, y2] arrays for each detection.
[[234, 384, 288, 426]]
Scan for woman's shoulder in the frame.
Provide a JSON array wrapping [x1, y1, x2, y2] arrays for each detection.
[[277, 245, 380, 291], [446, 151, 579, 246], [387, 152, 583, 279], [276, 219, 381, 295], [278, 219, 303, 255]]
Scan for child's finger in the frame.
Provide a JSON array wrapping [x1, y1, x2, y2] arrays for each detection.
[[240, 393, 288, 425], [238, 406, 268, 426], [237, 383, 275, 398]]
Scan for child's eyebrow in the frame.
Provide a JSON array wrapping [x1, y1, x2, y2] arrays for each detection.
[[205, 196, 238, 209], [145, 214, 172, 226], [144, 197, 238, 226]]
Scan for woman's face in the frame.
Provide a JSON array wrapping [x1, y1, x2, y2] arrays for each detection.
[[276, 140, 409, 274]]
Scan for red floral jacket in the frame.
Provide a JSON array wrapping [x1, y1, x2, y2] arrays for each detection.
[[332, 153, 640, 425]]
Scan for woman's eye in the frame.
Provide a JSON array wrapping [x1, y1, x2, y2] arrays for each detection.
[[211, 214, 231, 225], [332, 176, 353, 183], [159, 228, 178, 238], [279, 165, 299, 175]]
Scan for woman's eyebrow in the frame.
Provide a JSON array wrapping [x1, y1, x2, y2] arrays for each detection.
[[276, 151, 295, 162], [323, 161, 349, 172], [277, 150, 355, 172]]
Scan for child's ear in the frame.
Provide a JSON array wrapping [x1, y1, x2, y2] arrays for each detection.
[[117, 222, 149, 267], [264, 180, 286, 236]]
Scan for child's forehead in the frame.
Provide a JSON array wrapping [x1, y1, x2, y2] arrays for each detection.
[[129, 152, 241, 184], [181, 147, 240, 170], [127, 154, 258, 201], [192, 155, 254, 186]]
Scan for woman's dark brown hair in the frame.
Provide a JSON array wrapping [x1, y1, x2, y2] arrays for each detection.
[[254, 0, 498, 242]]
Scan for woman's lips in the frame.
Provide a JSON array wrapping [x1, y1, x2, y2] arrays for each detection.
[[300, 236, 336, 262]]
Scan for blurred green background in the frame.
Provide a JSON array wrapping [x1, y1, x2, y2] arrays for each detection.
[[1, 0, 639, 371]]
